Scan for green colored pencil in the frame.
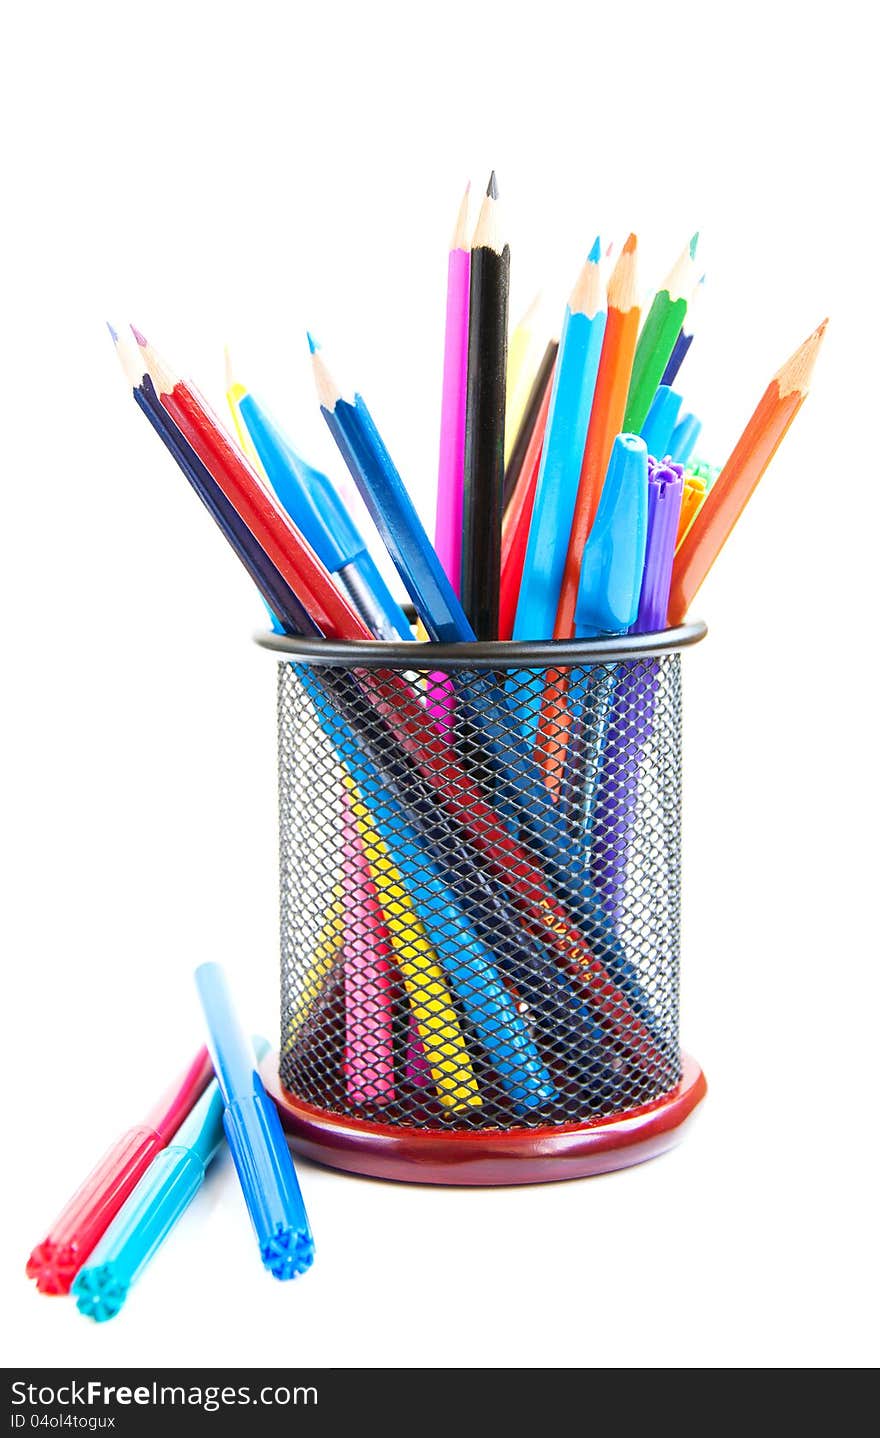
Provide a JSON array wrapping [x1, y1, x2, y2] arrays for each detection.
[[623, 234, 699, 432]]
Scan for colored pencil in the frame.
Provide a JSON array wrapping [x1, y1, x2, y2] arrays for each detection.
[[554, 234, 640, 640], [504, 291, 543, 463], [461, 172, 510, 639], [124, 337, 688, 1077], [110, 329, 310, 637], [660, 273, 704, 387], [502, 337, 558, 511], [227, 359, 410, 639], [623, 234, 700, 433], [136, 335, 370, 641], [312, 339, 475, 644], [668, 320, 827, 623], [514, 241, 606, 644], [498, 371, 554, 641], [434, 182, 471, 594]]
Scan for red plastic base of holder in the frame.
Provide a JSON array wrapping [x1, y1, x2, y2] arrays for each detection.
[[261, 1052, 707, 1186]]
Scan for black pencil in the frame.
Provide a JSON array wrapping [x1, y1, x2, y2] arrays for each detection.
[[461, 171, 510, 640], [502, 337, 558, 513]]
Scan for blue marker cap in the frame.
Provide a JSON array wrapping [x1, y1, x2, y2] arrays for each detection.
[[238, 393, 349, 572], [300, 462, 411, 640], [71, 1039, 270, 1321], [640, 385, 683, 460], [195, 964, 314, 1281], [575, 434, 649, 638], [238, 393, 410, 640], [669, 412, 702, 467]]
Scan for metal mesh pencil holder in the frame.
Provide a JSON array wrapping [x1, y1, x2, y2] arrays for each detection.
[[258, 622, 708, 1185]]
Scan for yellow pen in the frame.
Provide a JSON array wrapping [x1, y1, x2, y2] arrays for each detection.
[[675, 473, 707, 551]]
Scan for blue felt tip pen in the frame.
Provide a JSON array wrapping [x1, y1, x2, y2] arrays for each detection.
[[575, 434, 649, 639], [236, 389, 410, 641], [669, 412, 702, 467], [566, 432, 649, 848], [195, 965, 314, 1281], [70, 1038, 270, 1321], [640, 385, 682, 462]]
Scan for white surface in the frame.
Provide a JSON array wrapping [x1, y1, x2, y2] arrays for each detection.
[[2, 0, 877, 1370]]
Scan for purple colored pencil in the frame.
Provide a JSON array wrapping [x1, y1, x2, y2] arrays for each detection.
[[429, 183, 471, 733]]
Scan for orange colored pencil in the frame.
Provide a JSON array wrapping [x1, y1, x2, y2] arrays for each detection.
[[532, 237, 641, 790], [554, 234, 641, 640], [667, 320, 828, 624]]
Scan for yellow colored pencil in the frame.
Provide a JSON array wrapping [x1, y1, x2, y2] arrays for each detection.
[[504, 292, 543, 464]]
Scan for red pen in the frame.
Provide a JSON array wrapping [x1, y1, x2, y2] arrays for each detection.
[[26, 1047, 214, 1294]]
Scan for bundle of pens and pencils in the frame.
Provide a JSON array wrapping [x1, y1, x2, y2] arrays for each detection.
[[110, 175, 826, 1179]]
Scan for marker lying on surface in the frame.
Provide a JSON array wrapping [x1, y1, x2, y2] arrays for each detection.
[[195, 964, 314, 1280], [26, 1047, 214, 1295], [71, 1039, 271, 1321]]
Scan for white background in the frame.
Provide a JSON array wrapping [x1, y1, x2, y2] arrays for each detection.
[[2, 0, 877, 1370]]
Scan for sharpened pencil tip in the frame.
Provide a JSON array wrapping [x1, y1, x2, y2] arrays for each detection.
[[306, 331, 320, 355], [106, 321, 119, 345], [588, 236, 601, 264], [623, 233, 638, 255], [689, 231, 700, 259], [130, 324, 148, 348], [486, 170, 498, 199]]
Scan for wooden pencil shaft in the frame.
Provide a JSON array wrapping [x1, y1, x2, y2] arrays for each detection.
[[461, 241, 510, 640]]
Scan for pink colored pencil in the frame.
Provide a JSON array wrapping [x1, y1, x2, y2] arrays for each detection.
[[340, 790, 395, 1106], [434, 181, 472, 590], [429, 183, 471, 734]]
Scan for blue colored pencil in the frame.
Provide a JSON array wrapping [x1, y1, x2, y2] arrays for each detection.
[[311, 338, 475, 644], [513, 241, 607, 645]]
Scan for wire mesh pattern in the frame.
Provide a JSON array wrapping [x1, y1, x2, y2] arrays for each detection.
[[277, 652, 684, 1131]]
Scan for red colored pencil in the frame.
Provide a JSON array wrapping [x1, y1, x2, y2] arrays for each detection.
[[136, 336, 370, 642], [498, 372, 554, 640]]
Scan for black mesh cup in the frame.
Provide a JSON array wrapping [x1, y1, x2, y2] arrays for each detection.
[[258, 622, 708, 1185]]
